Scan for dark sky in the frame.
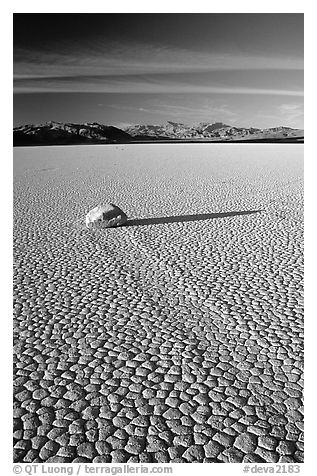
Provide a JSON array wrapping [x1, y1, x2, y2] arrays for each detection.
[[13, 13, 304, 128]]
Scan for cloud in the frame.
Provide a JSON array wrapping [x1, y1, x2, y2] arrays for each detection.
[[14, 39, 303, 98], [254, 102, 304, 129], [278, 103, 303, 114], [277, 103, 304, 124], [14, 74, 303, 97], [14, 39, 303, 82]]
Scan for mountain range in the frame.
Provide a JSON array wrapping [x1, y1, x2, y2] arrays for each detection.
[[13, 121, 304, 146]]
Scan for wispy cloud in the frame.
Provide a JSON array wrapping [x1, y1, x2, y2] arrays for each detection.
[[14, 74, 303, 97], [14, 40, 303, 77], [14, 40, 303, 95], [278, 103, 304, 115], [254, 102, 304, 128], [277, 103, 304, 125]]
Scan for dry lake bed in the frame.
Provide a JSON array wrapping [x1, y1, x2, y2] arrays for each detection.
[[13, 144, 304, 463]]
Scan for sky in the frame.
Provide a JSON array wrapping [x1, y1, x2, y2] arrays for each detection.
[[13, 13, 304, 128]]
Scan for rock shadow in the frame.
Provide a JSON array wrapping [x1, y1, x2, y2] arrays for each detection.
[[125, 209, 262, 227]]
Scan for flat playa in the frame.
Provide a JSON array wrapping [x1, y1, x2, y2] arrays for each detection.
[[13, 144, 304, 463]]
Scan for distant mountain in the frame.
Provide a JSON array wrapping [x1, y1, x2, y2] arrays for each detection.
[[13, 121, 131, 146], [124, 122, 303, 141], [13, 121, 304, 146]]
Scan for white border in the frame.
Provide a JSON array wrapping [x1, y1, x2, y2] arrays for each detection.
[[4, 2, 312, 475], [11, 1, 305, 13]]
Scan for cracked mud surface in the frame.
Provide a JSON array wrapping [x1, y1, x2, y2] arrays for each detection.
[[13, 144, 303, 463]]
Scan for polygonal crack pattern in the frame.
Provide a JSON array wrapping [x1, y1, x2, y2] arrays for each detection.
[[13, 145, 303, 463]]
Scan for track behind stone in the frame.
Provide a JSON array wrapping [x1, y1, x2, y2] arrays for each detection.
[[13, 144, 304, 463]]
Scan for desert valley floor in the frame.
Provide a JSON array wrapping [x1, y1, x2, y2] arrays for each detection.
[[13, 144, 304, 463]]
